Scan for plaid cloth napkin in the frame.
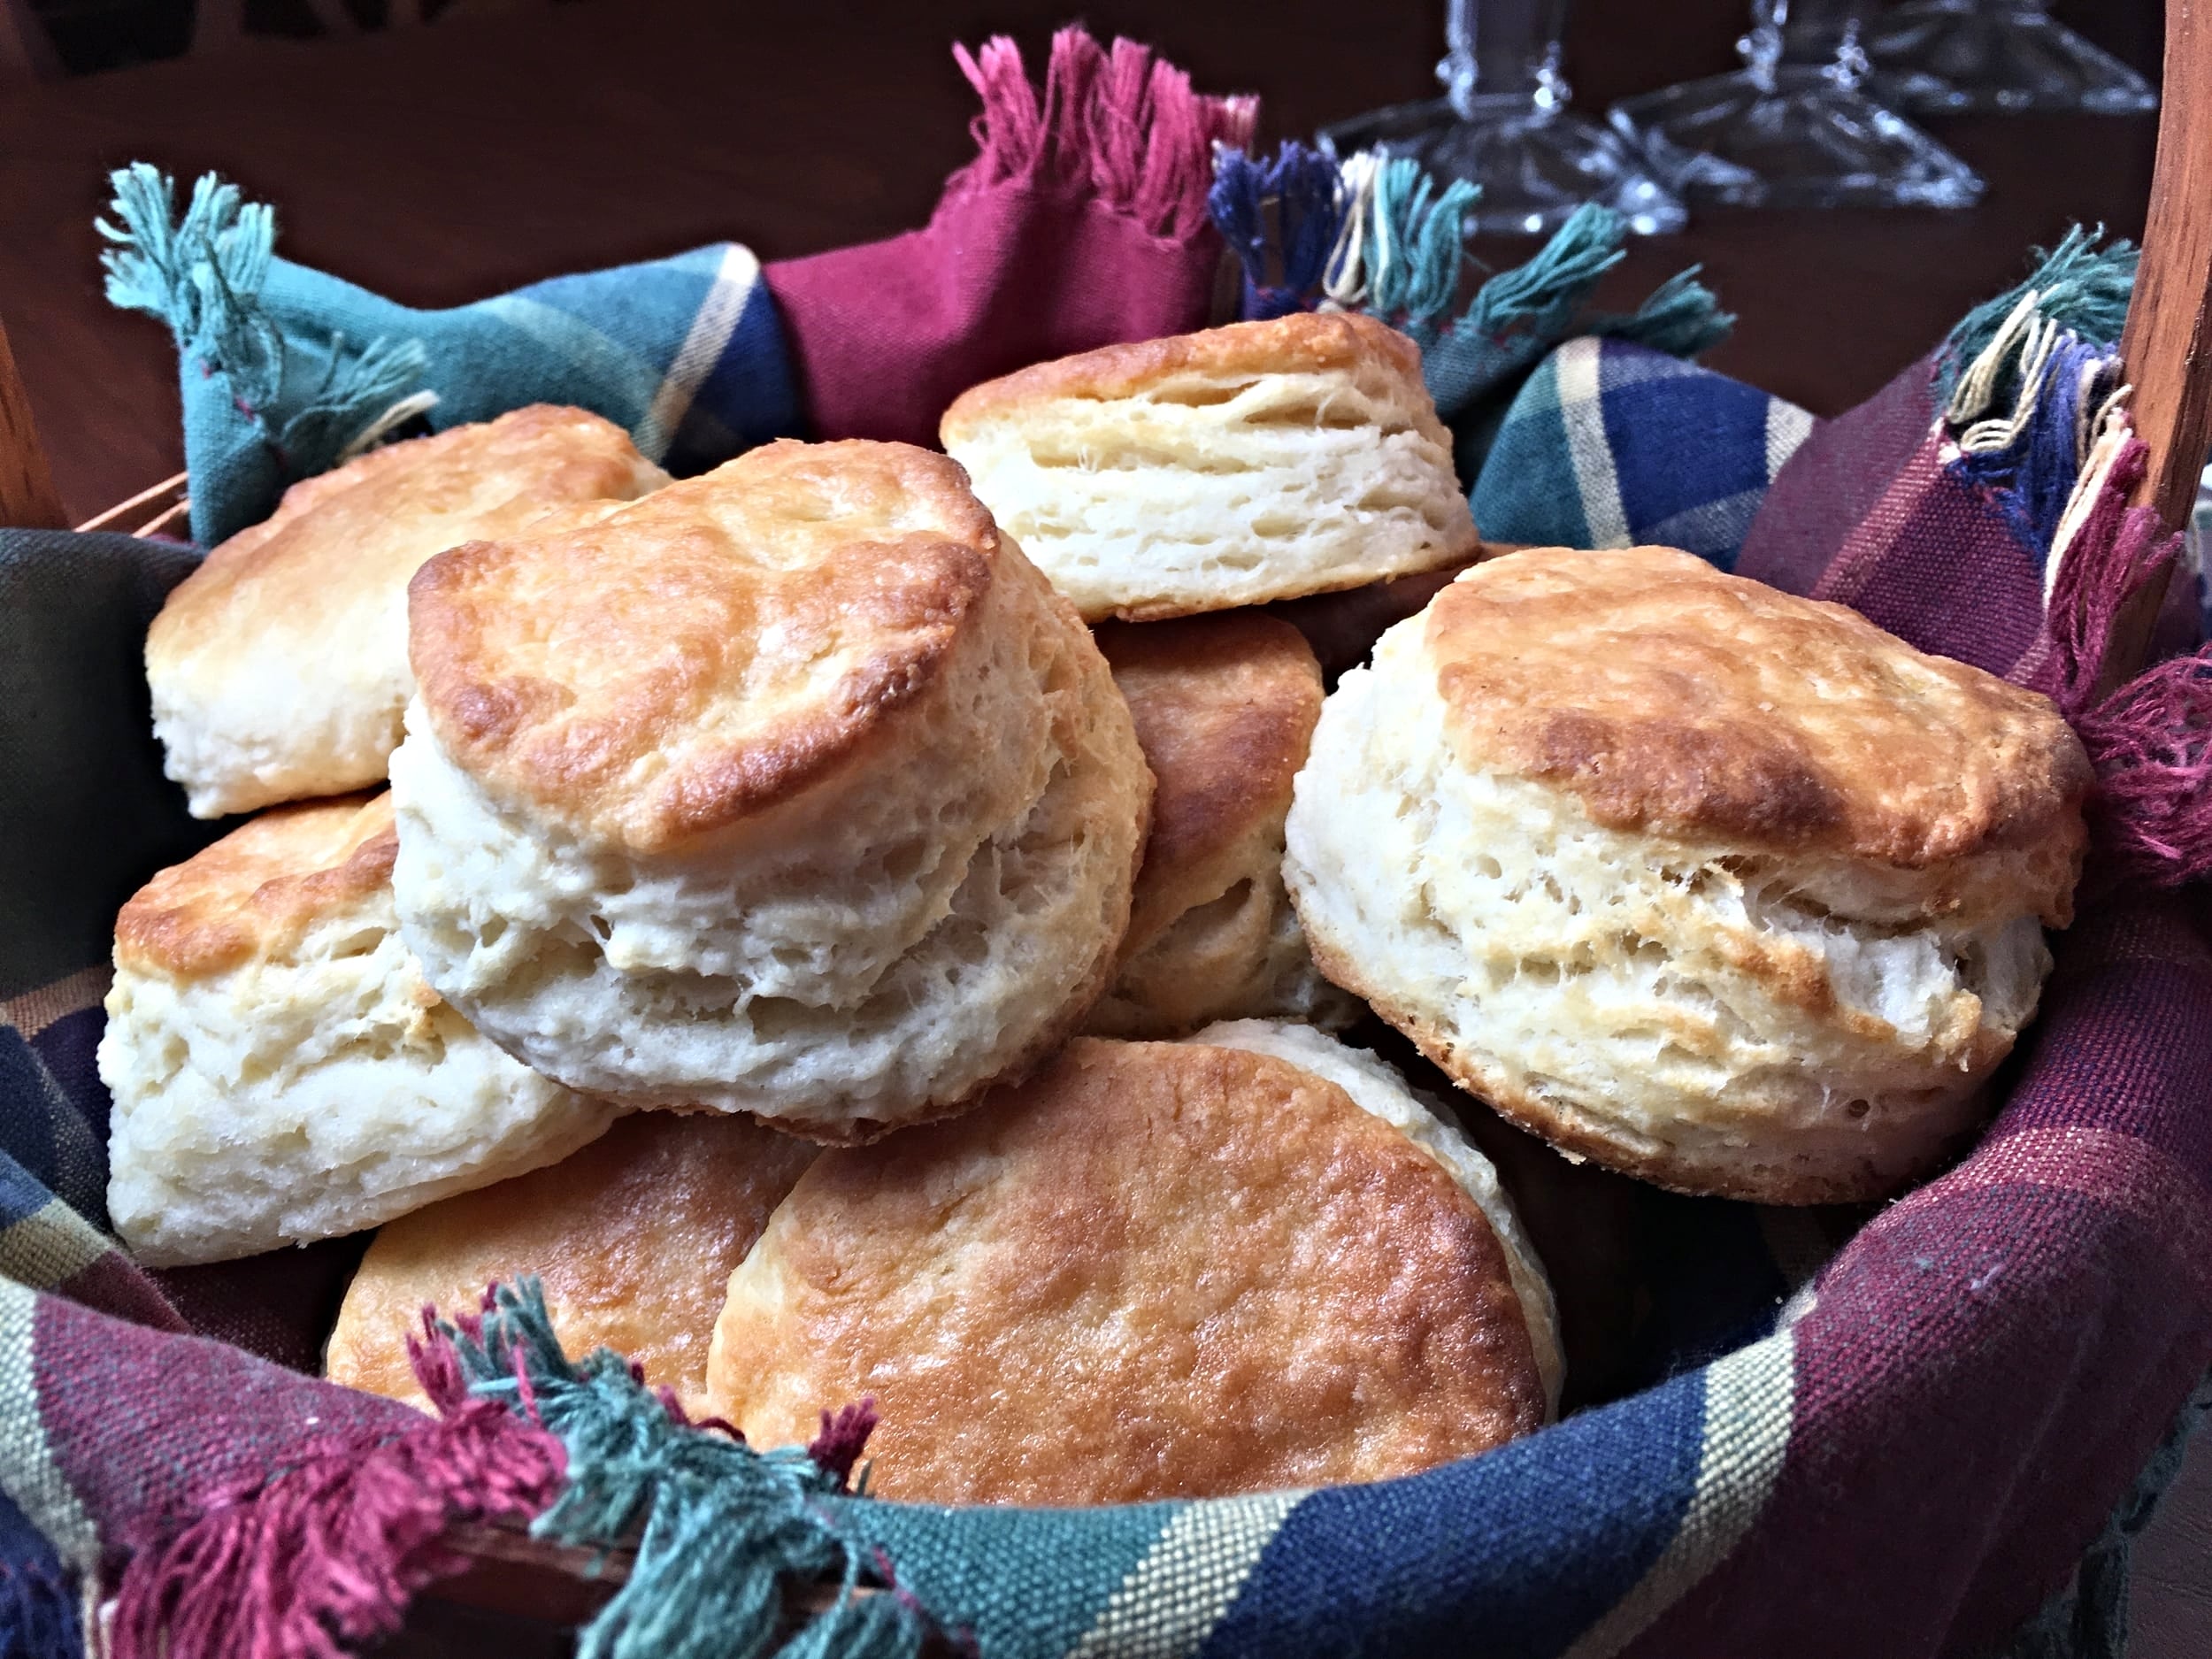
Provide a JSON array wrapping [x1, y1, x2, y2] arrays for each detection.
[[100, 179, 798, 549], [8, 72, 2212, 1659]]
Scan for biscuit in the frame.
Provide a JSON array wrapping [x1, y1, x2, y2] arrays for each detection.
[[706, 1035, 1548, 1505], [98, 794, 615, 1265], [940, 313, 1478, 622], [1083, 615, 1356, 1037], [1263, 553, 1486, 680], [1188, 1019, 1562, 1410], [391, 439, 1151, 1140], [148, 406, 668, 818], [1285, 546, 2093, 1204], [326, 1110, 816, 1414]]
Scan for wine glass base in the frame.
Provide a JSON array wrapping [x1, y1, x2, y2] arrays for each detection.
[[1319, 96, 1688, 236], [1863, 2, 2158, 115], [1609, 67, 1986, 210]]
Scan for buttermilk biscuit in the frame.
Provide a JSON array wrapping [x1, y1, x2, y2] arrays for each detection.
[[939, 313, 1478, 622], [1286, 546, 2093, 1204], [1189, 1019, 1562, 1409], [149, 406, 668, 818], [98, 794, 615, 1266], [707, 1036, 1548, 1505], [390, 439, 1151, 1140], [326, 1111, 816, 1414], [1085, 615, 1356, 1038]]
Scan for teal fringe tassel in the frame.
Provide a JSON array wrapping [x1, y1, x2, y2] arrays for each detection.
[[98, 162, 431, 483], [1355, 157, 1481, 340], [1586, 265, 1735, 359], [1333, 166, 1732, 422], [1453, 202, 1626, 346], [441, 1279, 928, 1659], [1427, 203, 1732, 421], [279, 334, 429, 472], [1939, 224, 2137, 403]]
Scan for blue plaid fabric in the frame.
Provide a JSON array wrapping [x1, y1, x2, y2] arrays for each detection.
[[1470, 337, 1814, 570]]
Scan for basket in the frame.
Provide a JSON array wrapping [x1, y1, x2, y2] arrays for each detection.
[[3, 19, 2211, 1659]]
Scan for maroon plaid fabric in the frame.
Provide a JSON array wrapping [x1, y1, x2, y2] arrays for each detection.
[[20, 1291, 565, 1659], [1739, 352, 2051, 675], [1635, 891, 2212, 1657], [763, 28, 1253, 447], [1736, 352, 1943, 601]]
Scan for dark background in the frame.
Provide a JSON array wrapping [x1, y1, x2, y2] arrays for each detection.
[[0, 0, 2206, 1648], [0, 0, 2168, 519]]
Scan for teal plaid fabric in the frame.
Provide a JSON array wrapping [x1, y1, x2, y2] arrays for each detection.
[[1470, 336, 1814, 569], [102, 168, 799, 546]]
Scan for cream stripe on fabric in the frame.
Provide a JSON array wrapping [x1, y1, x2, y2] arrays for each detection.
[[1067, 1489, 1306, 1659], [1563, 1328, 1797, 1659], [635, 242, 762, 464], [0, 1280, 99, 1572], [0, 1201, 111, 1294], [1556, 338, 1631, 548], [1764, 399, 1815, 481], [0, 967, 111, 1041]]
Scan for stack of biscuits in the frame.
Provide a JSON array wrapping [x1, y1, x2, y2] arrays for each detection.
[[101, 308, 2090, 1505]]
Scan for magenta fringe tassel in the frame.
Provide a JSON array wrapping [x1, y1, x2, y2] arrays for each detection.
[[107, 1313, 565, 1659], [2078, 651, 2212, 884], [808, 1401, 881, 1493], [2030, 434, 2212, 885], [952, 27, 1256, 239]]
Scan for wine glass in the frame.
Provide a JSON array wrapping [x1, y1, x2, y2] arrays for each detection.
[[1318, 0, 1686, 236], [1862, 1, 2157, 116], [1608, 0, 1985, 209]]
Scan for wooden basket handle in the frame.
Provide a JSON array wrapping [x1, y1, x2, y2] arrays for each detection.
[[2106, 0, 2212, 691], [0, 311, 65, 530]]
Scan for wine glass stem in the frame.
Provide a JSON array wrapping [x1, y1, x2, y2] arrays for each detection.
[[1440, 0, 1574, 119]]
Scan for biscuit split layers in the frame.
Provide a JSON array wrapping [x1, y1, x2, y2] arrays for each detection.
[[940, 312, 1479, 622], [1286, 546, 2093, 1205], [147, 406, 668, 818], [98, 794, 616, 1266], [391, 439, 1153, 1141], [1084, 614, 1359, 1038], [706, 1027, 1555, 1506], [326, 1110, 816, 1415]]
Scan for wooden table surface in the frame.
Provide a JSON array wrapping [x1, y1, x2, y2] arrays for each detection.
[[1, 1, 2204, 1651]]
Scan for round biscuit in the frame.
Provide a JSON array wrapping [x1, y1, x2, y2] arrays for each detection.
[[707, 1036, 1548, 1505], [99, 793, 614, 1264], [392, 439, 1153, 1137], [941, 313, 1478, 621], [146, 406, 667, 818], [1284, 547, 2092, 1203]]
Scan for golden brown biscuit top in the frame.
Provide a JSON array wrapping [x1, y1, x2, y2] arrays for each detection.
[[116, 793, 397, 979], [1425, 547, 2093, 871], [407, 439, 1007, 853], [326, 1111, 817, 1412], [939, 311, 1430, 437], [708, 1037, 1544, 1506], [1097, 615, 1322, 954], [148, 405, 668, 670]]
